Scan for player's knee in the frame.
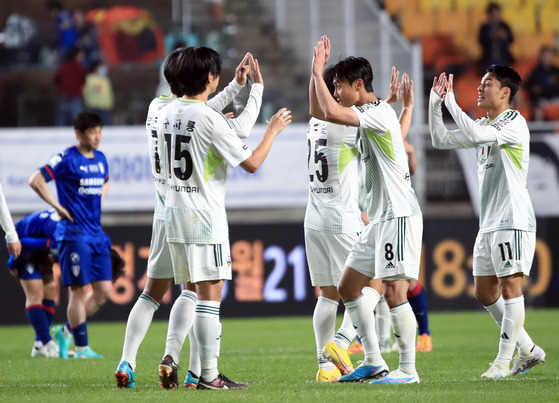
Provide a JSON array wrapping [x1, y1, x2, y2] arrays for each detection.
[[94, 288, 112, 306], [337, 282, 357, 302]]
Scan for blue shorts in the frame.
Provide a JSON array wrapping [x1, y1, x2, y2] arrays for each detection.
[[58, 239, 112, 286], [9, 251, 46, 281]]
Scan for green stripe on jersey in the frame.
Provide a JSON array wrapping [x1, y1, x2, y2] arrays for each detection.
[[366, 129, 395, 161], [499, 143, 523, 171], [204, 145, 224, 183], [338, 141, 358, 174]]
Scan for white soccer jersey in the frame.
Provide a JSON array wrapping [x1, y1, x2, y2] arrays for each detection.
[[158, 99, 252, 244], [429, 91, 536, 233], [304, 118, 364, 233], [352, 100, 421, 224], [146, 96, 176, 219]]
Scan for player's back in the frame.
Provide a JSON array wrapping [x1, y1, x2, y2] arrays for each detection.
[[353, 100, 421, 223], [305, 117, 363, 233], [158, 99, 251, 244], [475, 110, 536, 232], [15, 209, 59, 240]]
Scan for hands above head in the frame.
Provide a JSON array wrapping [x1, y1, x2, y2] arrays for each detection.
[[223, 112, 235, 119], [312, 35, 331, 76], [235, 52, 252, 86], [249, 54, 263, 85], [432, 72, 448, 98], [401, 73, 414, 108], [386, 66, 400, 105], [267, 108, 292, 135]]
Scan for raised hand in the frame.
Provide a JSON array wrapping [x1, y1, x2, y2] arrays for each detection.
[[386, 66, 400, 105], [447, 73, 454, 94], [321, 35, 331, 65], [267, 108, 292, 135], [401, 73, 414, 108], [235, 52, 252, 86], [249, 54, 263, 85], [432, 72, 448, 98]]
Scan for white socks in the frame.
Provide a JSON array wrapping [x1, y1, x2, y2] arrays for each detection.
[[484, 295, 533, 356], [313, 296, 338, 367], [497, 296, 525, 363], [163, 290, 197, 363], [375, 296, 392, 347], [188, 326, 201, 376], [120, 293, 159, 369], [344, 287, 382, 366], [194, 300, 221, 381], [334, 309, 357, 350], [390, 302, 417, 374]]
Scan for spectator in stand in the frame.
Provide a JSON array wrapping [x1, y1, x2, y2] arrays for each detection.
[[46, 0, 77, 60], [478, 2, 514, 73], [74, 9, 100, 69], [54, 46, 86, 126], [206, 0, 225, 30], [83, 60, 114, 125], [524, 46, 559, 121]]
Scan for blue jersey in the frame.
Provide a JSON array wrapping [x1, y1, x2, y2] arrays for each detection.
[[40, 146, 109, 242]]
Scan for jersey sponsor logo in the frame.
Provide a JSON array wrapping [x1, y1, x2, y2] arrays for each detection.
[[25, 263, 35, 274], [310, 185, 333, 194], [404, 173, 410, 181], [355, 100, 381, 113], [70, 252, 80, 264], [169, 184, 200, 193]]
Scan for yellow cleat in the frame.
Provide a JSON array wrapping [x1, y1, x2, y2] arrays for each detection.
[[416, 334, 432, 352], [316, 366, 341, 382], [322, 341, 354, 375]]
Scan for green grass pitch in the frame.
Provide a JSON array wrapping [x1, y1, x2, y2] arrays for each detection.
[[0, 309, 557, 402]]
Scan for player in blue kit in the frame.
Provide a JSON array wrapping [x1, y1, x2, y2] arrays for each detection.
[[7, 209, 59, 358], [29, 111, 112, 359]]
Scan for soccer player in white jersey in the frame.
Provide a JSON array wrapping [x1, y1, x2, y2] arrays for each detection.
[[311, 36, 423, 384], [115, 50, 265, 389], [0, 181, 21, 260], [428, 65, 545, 379], [157, 46, 291, 390]]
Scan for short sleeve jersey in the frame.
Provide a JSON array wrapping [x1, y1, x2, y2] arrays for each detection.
[[158, 99, 252, 244], [40, 146, 109, 242], [352, 100, 421, 224], [146, 96, 176, 219], [15, 209, 59, 250], [474, 110, 536, 233], [304, 117, 364, 233]]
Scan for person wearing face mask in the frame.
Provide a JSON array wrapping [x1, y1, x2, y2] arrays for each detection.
[[83, 60, 114, 125]]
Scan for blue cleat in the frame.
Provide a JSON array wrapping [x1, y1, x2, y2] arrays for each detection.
[[115, 361, 136, 388], [52, 325, 72, 359], [338, 363, 389, 382], [183, 370, 200, 388], [370, 369, 420, 384], [74, 346, 104, 359]]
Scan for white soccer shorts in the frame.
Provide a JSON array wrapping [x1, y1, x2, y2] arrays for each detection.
[[472, 229, 535, 278], [146, 217, 174, 279], [305, 228, 359, 287], [168, 242, 232, 284], [345, 215, 423, 281]]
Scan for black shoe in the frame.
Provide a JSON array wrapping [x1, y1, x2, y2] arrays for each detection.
[[158, 355, 179, 389], [197, 373, 247, 390]]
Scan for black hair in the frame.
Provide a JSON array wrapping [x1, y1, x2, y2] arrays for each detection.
[[88, 60, 101, 74], [334, 56, 374, 92], [46, 1, 63, 11], [110, 248, 125, 282], [73, 111, 103, 132], [323, 65, 336, 97], [486, 64, 521, 103], [65, 46, 81, 62], [486, 2, 501, 14], [176, 46, 222, 96], [163, 47, 184, 96]]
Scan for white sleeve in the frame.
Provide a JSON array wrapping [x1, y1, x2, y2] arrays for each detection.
[[428, 90, 476, 150], [352, 104, 388, 133], [207, 78, 244, 112], [0, 183, 18, 243], [210, 113, 253, 168], [227, 83, 263, 139], [444, 92, 499, 144]]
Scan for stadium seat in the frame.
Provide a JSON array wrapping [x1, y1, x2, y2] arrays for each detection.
[[455, 68, 482, 117], [511, 32, 554, 60], [453, 33, 481, 60], [540, 7, 559, 33], [435, 9, 468, 36], [455, 0, 489, 9], [418, 0, 452, 10], [502, 6, 536, 33], [422, 35, 453, 67], [512, 58, 538, 81], [513, 88, 533, 121], [544, 102, 559, 120], [385, 0, 418, 17], [401, 8, 435, 41]]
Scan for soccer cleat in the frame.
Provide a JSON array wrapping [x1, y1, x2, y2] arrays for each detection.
[[370, 368, 420, 384], [115, 361, 136, 389], [42, 340, 59, 358], [158, 355, 179, 389], [74, 346, 104, 359], [31, 341, 44, 358], [197, 373, 247, 390], [510, 345, 546, 376], [348, 340, 364, 354], [316, 366, 341, 382], [338, 362, 389, 382], [322, 341, 354, 375], [52, 325, 72, 359], [416, 334, 432, 352], [481, 361, 510, 379], [184, 370, 199, 388]]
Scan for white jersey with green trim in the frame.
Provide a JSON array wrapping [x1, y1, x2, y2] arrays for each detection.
[[146, 96, 176, 220], [304, 118, 364, 233], [352, 100, 421, 224], [157, 98, 252, 244], [429, 91, 536, 233]]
